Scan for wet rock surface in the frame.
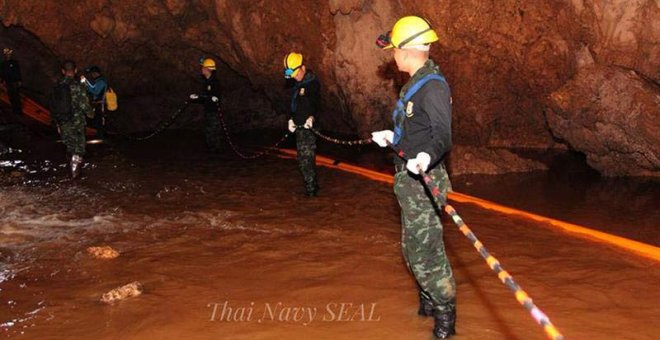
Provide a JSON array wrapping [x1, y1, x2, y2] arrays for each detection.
[[100, 281, 143, 304], [547, 66, 660, 177], [87, 246, 120, 259]]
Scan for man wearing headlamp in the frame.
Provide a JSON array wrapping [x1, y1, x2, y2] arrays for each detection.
[[283, 52, 320, 197], [372, 16, 456, 338]]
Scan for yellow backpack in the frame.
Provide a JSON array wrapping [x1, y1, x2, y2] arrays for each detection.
[[105, 87, 118, 111]]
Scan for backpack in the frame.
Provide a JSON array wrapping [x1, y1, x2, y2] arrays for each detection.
[[105, 87, 118, 111], [49, 82, 73, 123]]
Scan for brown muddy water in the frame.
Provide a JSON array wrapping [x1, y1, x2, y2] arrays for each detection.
[[1, 131, 659, 339]]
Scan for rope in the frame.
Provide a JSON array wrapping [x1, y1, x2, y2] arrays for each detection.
[[386, 141, 564, 340], [217, 109, 291, 159], [116, 101, 190, 141]]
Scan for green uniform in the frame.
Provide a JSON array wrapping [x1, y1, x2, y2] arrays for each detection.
[[58, 77, 90, 156], [200, 72, 223, 152], [295, 128, 317, 194], [392, 59, 455, 314], [291, 72, 320, 196], [204, 109, 222, 152], [395, 166, 455, 313]]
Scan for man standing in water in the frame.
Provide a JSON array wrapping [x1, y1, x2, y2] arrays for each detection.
[[190, 58, 222, 153], [371, 16, 456, 338], [0, 48, 23, 117], [80, 66, 108, 140], [283, 52, 320, 197], [51, 60, 92, 179]]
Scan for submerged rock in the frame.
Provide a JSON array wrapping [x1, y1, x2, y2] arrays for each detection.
[[100, 281, 143, 304], [86, 246, 120, 259]]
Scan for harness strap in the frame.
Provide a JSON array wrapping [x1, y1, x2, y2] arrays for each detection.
[[392, 74, 446, 145]]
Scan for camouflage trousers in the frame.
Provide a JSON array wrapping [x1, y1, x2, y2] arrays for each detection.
[[204, 109, 223, 152], [59, 120, 86, 156], [295, 129, 317, 194], [393, 165, 456, 313]]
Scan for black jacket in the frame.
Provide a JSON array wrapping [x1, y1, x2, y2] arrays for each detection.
[[290, 72, 320, 126], [194, 72, 222, 112], [0, 59, 22, 84], [394, 61, 452, 169]]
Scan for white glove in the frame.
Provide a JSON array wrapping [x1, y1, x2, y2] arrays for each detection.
[[189, 94, 199, 100], [79, 75, 87, 84], [288, 119, 296, 133], [370, 130, 394, 148], [211, 96, 219, 103], [304, 116, 314, 129], [406, 152, 431, 175]]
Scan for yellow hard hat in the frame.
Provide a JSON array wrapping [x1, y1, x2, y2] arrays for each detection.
[[201, 58, 216, 70], [283, 52, 303, 79], [377, 16, 438, 50]]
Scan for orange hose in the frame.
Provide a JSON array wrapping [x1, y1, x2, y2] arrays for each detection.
[[275, 148, 660, 262]]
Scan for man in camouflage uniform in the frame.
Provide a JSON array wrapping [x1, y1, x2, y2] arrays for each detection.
[[55, 60, 91, 179], [372, 16, 456, 338], [283, 52, 320, 197]]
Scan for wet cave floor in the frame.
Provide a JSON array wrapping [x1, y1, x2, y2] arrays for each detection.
[[0, 131, 658, 339]]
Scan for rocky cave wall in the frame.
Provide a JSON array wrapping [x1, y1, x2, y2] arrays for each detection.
[[0, 0, 658, 176]]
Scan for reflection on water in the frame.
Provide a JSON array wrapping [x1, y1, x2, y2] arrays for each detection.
[[312, 142, 660, 246], [452, 170, 660, 246], [0, 131, 658, 339]]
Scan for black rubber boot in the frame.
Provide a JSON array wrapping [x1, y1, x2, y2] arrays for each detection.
[[433, 307, 456, 339], [418, 293, 434, 317]]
